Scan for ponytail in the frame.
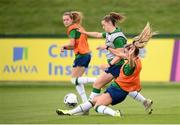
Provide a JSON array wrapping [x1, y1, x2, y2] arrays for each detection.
[[133, 22, 158, 48], [71, 11, 83, 24], [124, 22, 157, 57], [103, 12, 125, 26], [63, 11, 83, 24]]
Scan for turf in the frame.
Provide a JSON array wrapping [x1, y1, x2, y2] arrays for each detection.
[[0, 0, 180, 34], [0, 82, 180, 124]]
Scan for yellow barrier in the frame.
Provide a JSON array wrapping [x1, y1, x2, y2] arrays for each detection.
[[0, 38, 174, 81], [140, 39, 174, 81]]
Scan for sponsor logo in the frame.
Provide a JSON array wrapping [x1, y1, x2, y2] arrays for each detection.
[[3, 47, 38, 74], [13, 47, 28, 61]]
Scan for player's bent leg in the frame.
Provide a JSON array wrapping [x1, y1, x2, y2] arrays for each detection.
[[71, 77, 96, 85], [128, 91, 146, 102], [92, 72, 113, 89], [128, 91, 153, 114], [72, 67, 85, 78], [94, 93, 112, 107], [70, 101, 94, 115], [143, 99, 153, 114], [94, 82, 129, 117], [77, 77, 97, 84], [95, 105, 122, 117], [71, 77, 88, 103], [89, 88, 101, 102], [93, 93, 122, 117], [56, 101, 94, 116], [89, 72, 113, 101], [89, 64, 121, 101], [71, 66, 96, 85], [71, 67, 88, 103], [99, 64, 109, 71]]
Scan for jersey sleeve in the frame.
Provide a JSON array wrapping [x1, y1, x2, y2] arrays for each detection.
[[113, 37, 127, 48], [123, 64, 135, 76], [69, 29, 81, 39], [102, 32, 106, 38]]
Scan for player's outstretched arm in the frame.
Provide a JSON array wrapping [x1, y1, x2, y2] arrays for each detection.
[[78, 28, 102, 38]]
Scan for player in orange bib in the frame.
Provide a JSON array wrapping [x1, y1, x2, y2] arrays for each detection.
[[92, 43, 143, 117], [66, 21, 89, 55], [61, 11, 96, 103], [115, 48, 142, 92]]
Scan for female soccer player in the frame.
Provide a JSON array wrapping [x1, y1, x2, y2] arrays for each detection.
[[93, 43, 143, 117], [77, 12, 127, 100], [61, 11, 96, 103], [56, 22, 155, 116]]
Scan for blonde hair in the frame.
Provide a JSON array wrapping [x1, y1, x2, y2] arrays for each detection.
[[63, 11, 83, 24], [103, 12, 125, 26], [133, 22, 158, 48]]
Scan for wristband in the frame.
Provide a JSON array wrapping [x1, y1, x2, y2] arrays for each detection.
[[109, 62, 114, 67], [106, 46, 110, 50], [63, 46, 67, 49]]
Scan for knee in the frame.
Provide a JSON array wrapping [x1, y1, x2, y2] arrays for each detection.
[[93, 98, 101, 109]]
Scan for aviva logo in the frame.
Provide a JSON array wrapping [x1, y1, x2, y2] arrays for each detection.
[[13, 47, 28, 61], [2, 47, 38, 74]]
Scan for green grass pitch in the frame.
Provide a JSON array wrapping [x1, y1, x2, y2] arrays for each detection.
[[0, 82, 180, 124], [1, 0, 180, 34]]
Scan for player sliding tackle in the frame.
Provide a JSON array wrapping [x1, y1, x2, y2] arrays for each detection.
[[56, 22, 157, 116]]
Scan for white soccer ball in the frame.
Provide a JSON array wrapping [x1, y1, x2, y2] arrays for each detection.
[[64, 93, 78, 108]]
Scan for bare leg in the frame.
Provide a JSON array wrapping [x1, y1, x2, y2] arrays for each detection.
[[93, 93, 121, 117], [89, 72, 114, 101]]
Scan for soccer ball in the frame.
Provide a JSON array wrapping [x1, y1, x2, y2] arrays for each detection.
[[64, 93, 78, 108]]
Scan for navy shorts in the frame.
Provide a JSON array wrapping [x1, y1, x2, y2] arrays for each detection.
[[105, 84, 128, 105], [105, 64, 123, 78], [73, 53, 91, 68]]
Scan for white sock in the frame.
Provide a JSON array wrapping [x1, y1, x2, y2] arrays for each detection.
[[128, 91, 146, 103], [77, 77, 96, 84], [76, 84, 88, 102], [69, 101, 93, 115], [96, 105, 116, 116], [89, 92, 100, 101]]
